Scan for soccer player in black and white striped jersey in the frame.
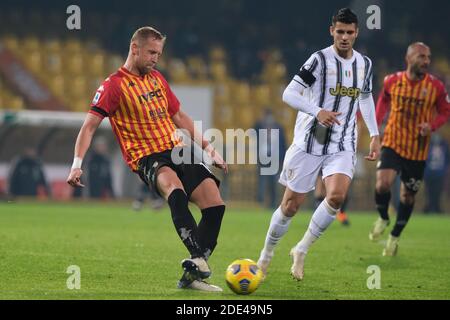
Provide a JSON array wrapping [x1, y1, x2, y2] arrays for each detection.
[[257, 8, 381, 281]]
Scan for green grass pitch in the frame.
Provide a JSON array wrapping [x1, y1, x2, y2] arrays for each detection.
[[0, 201, 449, 300]]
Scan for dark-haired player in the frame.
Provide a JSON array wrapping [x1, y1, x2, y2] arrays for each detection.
[[257, 8, 380, 280]]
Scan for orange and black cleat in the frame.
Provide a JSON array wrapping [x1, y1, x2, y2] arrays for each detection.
[[336, 211, 350, 226]]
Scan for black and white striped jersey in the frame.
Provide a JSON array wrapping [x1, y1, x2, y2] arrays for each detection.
[[290, 45, 373, 155]]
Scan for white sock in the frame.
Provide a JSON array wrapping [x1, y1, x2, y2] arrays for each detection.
[[260, 207, 292, 260], [296, 199, 338, 254]]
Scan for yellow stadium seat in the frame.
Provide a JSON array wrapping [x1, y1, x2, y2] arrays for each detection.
[[67, 75, 87, 100], [64, 54, 84, 76], [210, 62, 228, 82], [47, 75, 65, 99], [233, 105, 256, 129], [251, 84, 271, 109], [1, 35, 20, 52], [167, 58, 190, 83], [43, 39, 62, 54], [232, 82, 251, 106], [63, 38, 82, 54], [22, 36, 41, 53], [3, 94, 25, 110], [25, 51, 43, 74], [209, 46, 226, 62], [186, 56, 208, 81], [72, 98, 89, 112], [85, 51, 106, 77]]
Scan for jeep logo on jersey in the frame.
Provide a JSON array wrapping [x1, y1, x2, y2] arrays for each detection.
[[138, 89, 163, 104], [329, 83, 360, 98]]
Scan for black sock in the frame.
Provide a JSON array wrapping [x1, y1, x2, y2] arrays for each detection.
[[391, 202, 414, 237], [375, 191, 391, 221], [341, 196, 349, 212], [167, 189, 202, 258], [197, 205, 225, 260]]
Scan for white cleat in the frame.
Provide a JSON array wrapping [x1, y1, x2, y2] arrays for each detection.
[[290, 248, 306, 281], [257, 250, 273, 280], [382, 234, 399, 257], [185, 280, 223, 292], [257, 258, 271, 281], [369, 218, 390, 241]]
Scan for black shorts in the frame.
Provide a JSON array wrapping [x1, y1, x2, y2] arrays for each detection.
[[377, 147, 426, 193], [136, 147, 220, 198]]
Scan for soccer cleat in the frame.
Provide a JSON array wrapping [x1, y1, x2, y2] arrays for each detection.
[[290, 248, 306, 281], [179, 279, 223, 292], [181, 257, 211, 280], [369, 218, 390, 241], [336, 211, 350, 226], [256, 259, 271, 281], [382, 234, 399, 256], [256, 250, 273, 280], [177, 270, 196, 289]]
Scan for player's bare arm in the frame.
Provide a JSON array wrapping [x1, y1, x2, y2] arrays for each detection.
[[171, 110, 228, 173], [67, 113, 103, 187]]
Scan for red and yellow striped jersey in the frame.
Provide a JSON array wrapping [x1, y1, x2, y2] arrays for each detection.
[[376, 71, 450, 160], [89, 67, 180, 171]]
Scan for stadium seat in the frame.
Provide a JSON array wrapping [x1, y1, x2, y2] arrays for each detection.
[[1, 35, 20, 53], [85, 51, 106, 77], [186, 56, 208, 82], [47, 75, 65, 100], [167, 58, 190, 83], [64, 54, 84, 76], [67, 75, 87, 102], [232, 82, 251, 106], [210, 62, 228, 82], [209, 46, 226, 62]]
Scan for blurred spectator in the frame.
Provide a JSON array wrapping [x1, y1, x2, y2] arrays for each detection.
[[423, 134, 450, 213], [254, 109, 287, 209], [87, 136, 114, 199], [9, 147, 50, 198]]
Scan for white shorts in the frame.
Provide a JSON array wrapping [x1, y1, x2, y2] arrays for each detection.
[[279, 144, 357, 193]]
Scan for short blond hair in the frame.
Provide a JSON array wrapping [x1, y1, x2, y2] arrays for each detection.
[[131, 26, 166, 44]]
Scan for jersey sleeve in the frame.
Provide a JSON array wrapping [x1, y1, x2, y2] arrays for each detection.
[[375, 75, 393, 126], [292, 53, 321, 89], [155, 71, 180, 116], [89, 77, 121, 118], [362, 56, 373, 94], [431, 81, 450, 131]]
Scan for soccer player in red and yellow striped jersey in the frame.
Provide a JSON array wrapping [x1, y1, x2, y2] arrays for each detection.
[[67, 27, 227, 292], [370, 42, 450, 256]]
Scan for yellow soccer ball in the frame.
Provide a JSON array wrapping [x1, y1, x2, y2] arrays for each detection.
[[225, 258, 263, 295]]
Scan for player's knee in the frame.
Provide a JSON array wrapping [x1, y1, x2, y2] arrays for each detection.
[[160, 183, 184, 199], [326, 193, 345, 209], [400, 192, 415, 205], [194, 186, 224, 209], [376, 180, 391, 194], [282, 198, 301, 216]]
